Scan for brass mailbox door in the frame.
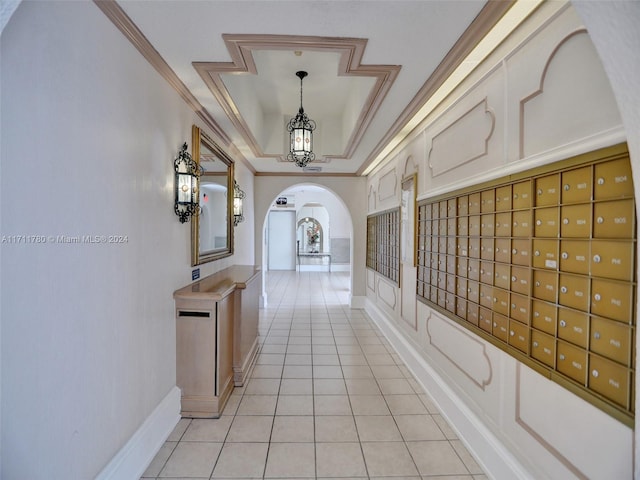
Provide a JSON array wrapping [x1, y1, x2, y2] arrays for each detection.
[[590, 316, 632, 365], [512, 210, 532, 237], [513, 180, 532, 210], [447, 217, 457, 237], [535, 173, 561, 207], [438, 236, 448, 255], [467, 280, 480, 304], [458, 195, 469, 216], [494, 263, 510, 290], [447, 198, 457, 217], [495, 212, 512, 237], [560, 204, 592, 238], [457, 236, 469, 258], [593, 199, 635, 238], [468, 259, 480, 281], [562, 165, 593, 204], [481, 214, 495, 237], [532, 300, 557, 335], [457, 216, 469, 236], [481, 237, 495, 261], [510, 293, 530, 324], [492, 313, 509, 342], [439, 219, 448, 237], [468, 193, 481, 214], [481, 189, 495, 213], [479, 308, 492, 333], [439, 200, 448, 219], [535, 207, 560, 238], [590, 240, 634, 281], [469, 215, 481, 237], [560, 240, 590, 275], [457, 257, 468, 278], [480, 261, 494, 285], [591, 278, 634, 323], [533, 239, 559, 270], [446, 253, 457, 273], [589, 354, 631, 408], [456, 298, 467, 319], [432, 203, 440, 220], [495, 238, 511, 264], [533, 270, 558, 303], [558, 273, 590, 311], [594, 157, 634, 200], [479, 284, 493, 308], [492, 288, 510, 316], [510, 266, 531, 295], [557, 340, 588, 384], [467, 303, 479, 326], [496, 185, 512, 211], [446, 292, 456, 313], [457, 277, 468, 298], [511, 239, 531, 266], [557, 307, 589, 348], [531, 330, 556, 367], [509, 320, 530, 353], [446, 273, 456, 293]]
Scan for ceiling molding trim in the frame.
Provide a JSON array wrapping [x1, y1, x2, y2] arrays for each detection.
[[254, 172, 358, 177], [193, 34, 400, 164], [93, 0, 258, 174], [357, 0, 516, 176]]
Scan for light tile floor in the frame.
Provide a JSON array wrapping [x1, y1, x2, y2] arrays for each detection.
[[142, 271, 487, 479]]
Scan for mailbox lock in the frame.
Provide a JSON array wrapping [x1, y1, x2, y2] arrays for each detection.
[[534, 250, 541, 256], [512, 248, 518, 255], [559, 320, 567, 328], [597, 216, 604, 224], [510, 330, 515, 336], [514, 194, 519, 199], [593, 254, 601, 263], [564, 184, 570, 191], [511, 276, 517, 282], [537, 189, 543, 196], [560, 286, 568, 293], [493, 322, 497, 327], [559, 354, 566, 361], [561, 252, 569, 259], [536, 220, 542, 226], [563, 218, 569, 225], [597, 177, 605, 185], [534, 311, 540, 317], [592, 369, 600, 378], [594, 331, 601, 340], [535, 281, 541, 287], [533, 341, 539, 348], [511, 303, 516, 309], [594, 293, 602, 301]]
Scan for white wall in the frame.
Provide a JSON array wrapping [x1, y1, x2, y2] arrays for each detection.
[[365, 3, 636, 479], [0, 2, 253, 478]]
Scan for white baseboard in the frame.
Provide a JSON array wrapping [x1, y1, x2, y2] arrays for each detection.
[[349, 295, 366, 309], [96, 386, 181, 480], [365, 299, 533, 480]]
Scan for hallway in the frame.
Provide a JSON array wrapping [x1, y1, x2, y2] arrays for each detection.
[[141, 271, 486, 479]]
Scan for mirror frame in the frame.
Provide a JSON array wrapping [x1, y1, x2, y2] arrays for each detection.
[[191, 125, 234, 266]]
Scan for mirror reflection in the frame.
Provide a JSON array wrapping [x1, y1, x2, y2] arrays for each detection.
[[191, 125, 234, 266]]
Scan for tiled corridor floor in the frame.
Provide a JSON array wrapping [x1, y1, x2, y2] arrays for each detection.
[[142, 271, 487, 479]]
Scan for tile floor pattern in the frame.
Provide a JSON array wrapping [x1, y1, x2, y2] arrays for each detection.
[[142, 271, 487, 479]]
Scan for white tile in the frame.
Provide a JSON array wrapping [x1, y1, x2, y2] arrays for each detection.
[[265, 443, 315, 478], [314, 378, 347, 395], [212, 442, 268, 478], [394, 414, 446, 441], [349, 395, 390, 415], [361, 441, 419, 477], [160, 442, 222, 478], [271, 415, 315, 442], [406, 440, 469, 476], [236, 394, 278, 415], [182, 417, 232, 442], [315, 415, 358, 442], [354, 415, 403, 441], [314, 395, 352, 415], [384, 394, 428, 415], [141, 441, 175, 477], [316, 442, 367, 477], [245, 377, 281, 395], [280, 378, 313, 395], [276, 394, 314, 415], [226, 415, 273, 442]]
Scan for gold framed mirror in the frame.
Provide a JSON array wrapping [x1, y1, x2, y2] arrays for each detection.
[[191, 125, 234, 266]]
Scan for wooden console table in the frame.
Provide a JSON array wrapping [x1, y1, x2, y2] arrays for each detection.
[[173, 265, 260, 418]]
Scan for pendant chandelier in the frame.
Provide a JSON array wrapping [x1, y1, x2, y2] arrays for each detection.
[[286, 71, 316, 168]]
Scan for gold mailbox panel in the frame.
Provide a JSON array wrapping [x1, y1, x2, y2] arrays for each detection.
[[590, 316, 632, 365], [533, 239, 559, 270], [562, 165, 593, 204], [531, 330, 556, 368], [560, 240, 590, 275], [535, 207, 560, 238], [532, 300, 557, 335], [416, 146, 635, 425], [557, 340, 588, 384], [496, 185, 512, 211], [557, 307, 589, 348], [590, 240, 634, 281], [533, 269, 558, 303], [591, 278, 634, 323], [558, 273, 590, 312], [513, 180, 532, 209], [589, 354, 631, 408], [561, 204, 592, 238], [594, 157, 634, 200], [536, 173, 560, 206], [593, 199, 635, 239], [511, 239, 531, 266], [509, 319, 530, 353], [512, 210, 532, 237]]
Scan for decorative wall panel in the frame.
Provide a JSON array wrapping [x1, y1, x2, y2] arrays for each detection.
[[378, 169, 398, 201], [417, 144, 635, 425]]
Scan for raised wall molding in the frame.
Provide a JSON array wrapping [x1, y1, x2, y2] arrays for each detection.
[[376, 277, 397, 310], [377, 168, 397, 201], [366, 269, 376, 293], [427, 98, 495, 177], [425, 312, 492, 390]]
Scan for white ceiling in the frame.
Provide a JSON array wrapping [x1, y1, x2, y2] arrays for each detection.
[[116, 0, 510, 175]]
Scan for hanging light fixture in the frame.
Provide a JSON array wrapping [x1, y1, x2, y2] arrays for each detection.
[[174, 142, 202, 223], [287, 70, 316, 168], [233, 180, 245, 226]]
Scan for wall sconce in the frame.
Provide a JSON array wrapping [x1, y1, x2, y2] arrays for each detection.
[[233, 180, 245, 226], [174, 142, 202, 223]]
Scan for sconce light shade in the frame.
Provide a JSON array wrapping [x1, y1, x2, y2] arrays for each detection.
[[233, 180, 245, 226], [286, 71, 316, 168], [174, 142, 202, 223]]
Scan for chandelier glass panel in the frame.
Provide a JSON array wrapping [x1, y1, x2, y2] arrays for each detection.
[[287, 71, 316, 168]]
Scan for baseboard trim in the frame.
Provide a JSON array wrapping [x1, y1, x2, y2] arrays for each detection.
[[365, 299, 533, 480], [95, 386, 181, 480]]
